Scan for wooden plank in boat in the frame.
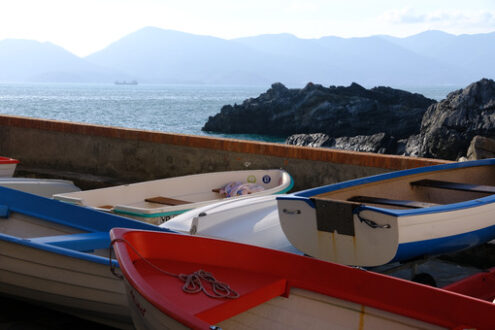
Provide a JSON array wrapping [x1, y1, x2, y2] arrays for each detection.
[[411, 179, 495, 194], [145, 196, 191, 206], [98, 205, 114, 209], [348, 196, 438, 209]]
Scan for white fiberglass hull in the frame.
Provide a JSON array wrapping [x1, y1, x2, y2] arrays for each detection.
[[161, 195, 301, 254], [0, 177, 80, 197], [0, 186, 173, 329], [0, 239, 132, 329], [278, 159, 495, 267], [124, 280, 443, 330], [55, 169, 293, 225]]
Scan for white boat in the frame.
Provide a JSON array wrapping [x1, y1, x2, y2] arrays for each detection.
[[0, 186, 174, 329], [54, 169, 293, 224], [0, 177, 80, 197], [161, 195, 301, 254], [0, 156, 19, 177], [277, 158, 495, 267], [110, 228, 495, 330]]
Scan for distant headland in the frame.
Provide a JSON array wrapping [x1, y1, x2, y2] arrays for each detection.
[[0, 27, 494, 85]]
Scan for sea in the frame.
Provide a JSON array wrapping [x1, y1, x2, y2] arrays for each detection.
[[0, 83, 462, 143]]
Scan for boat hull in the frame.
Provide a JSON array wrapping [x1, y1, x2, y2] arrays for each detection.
[[278, 159, 495, 266], [278, 196, 495, 266], [124, 282, 188, 330], [111, 229, 495, 330], [0, 185, 174, 329], [0, 156, 19, 177], [0, 238, 132, 329], [124, 280, 443, 330], [161, 195, 301, 254], [54, 169, 293, 225], [443, 267, 495, 303], [0, 177, 80, 197]]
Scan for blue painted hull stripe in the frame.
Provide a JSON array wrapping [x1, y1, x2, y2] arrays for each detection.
[[0, 232, 118, 266], [392, 223, 495, 263], [0, 186, 175, 266]]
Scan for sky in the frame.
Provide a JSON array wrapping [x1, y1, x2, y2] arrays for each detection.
[[0, 0, 494, 57]]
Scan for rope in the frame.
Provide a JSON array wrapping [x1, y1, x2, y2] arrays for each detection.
[[109, 238, 239, 299], [354, 206, 391, 229]]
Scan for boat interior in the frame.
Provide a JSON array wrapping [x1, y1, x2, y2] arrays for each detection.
[[313, 165, 495, 210], [55, 170, 288, 213], [0, 211, 111, 257]]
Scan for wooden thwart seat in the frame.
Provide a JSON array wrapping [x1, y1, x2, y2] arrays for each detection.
[[411, 179, 495, 194], [145, 196, 191, 206], [98, 205, 114, 210], [348, 196, 439, 209]]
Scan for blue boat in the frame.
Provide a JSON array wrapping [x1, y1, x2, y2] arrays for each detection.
[[277, 158, 495, 267], [0, 186, 174, 329]]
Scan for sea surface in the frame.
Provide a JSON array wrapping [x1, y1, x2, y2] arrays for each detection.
[[0, 83, 461, 143]]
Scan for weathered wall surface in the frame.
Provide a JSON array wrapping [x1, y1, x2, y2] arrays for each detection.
[[0, 115, 450, 190]]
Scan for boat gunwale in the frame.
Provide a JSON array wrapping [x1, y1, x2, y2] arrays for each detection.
[[278, 158, 495, 217], [0, 156, 19, 164]]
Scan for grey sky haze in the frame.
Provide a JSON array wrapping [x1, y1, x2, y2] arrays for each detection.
[[0, 0, 494, 56]]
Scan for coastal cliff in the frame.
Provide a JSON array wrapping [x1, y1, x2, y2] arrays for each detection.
[[418, 78, 495, 160], [203, 79, 495, 161]]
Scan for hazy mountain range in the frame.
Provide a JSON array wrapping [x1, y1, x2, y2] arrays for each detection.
[[1, 26, 494, 87]]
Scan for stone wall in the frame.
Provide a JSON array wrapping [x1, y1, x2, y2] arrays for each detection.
[[0, 115, 450, 191]]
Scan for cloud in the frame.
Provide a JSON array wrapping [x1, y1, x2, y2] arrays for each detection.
[[381, 8, 495, 27], [381, 8, 426, 24]]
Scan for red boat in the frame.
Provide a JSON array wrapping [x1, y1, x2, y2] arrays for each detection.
[[110, 228, 495, 330], [0, 156, 19, 177], [444, 267, 495, 303]]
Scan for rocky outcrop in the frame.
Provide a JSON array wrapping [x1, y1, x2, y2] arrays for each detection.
[[397, 135, 421, 157], [203, 82, 435, 139], [333, 133, 397, 154], [418, 78, 495, 160], [286, 79, 495, 160], [206, 78, 495, 160], [466, 135, 495, 160], [286, 132, 398, 154], [285, 133, 334, 148]]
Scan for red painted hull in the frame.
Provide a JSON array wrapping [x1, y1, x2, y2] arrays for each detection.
[[444, 267, 495, 303], [111, 228, 495, 330]]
